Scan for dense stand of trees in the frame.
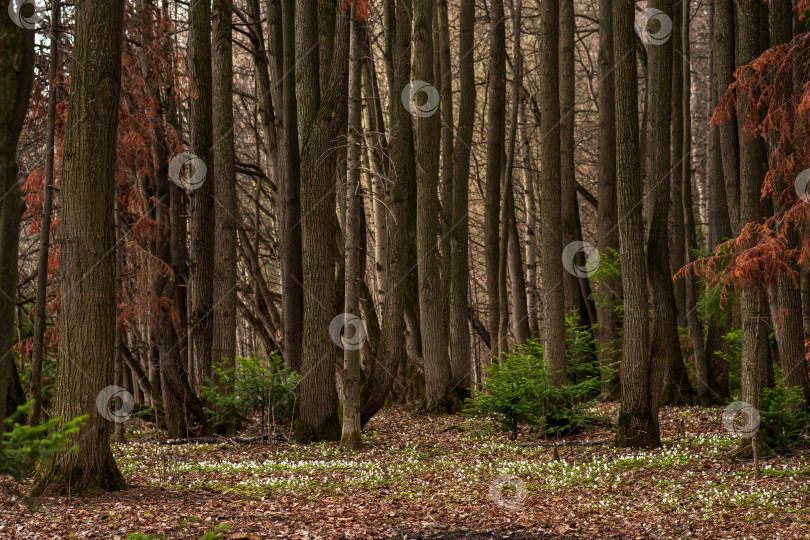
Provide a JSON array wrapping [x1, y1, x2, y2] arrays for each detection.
[[1, 0, 810, 495]]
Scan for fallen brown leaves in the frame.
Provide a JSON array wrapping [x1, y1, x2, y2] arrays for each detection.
[[1, 404, 808, 539]]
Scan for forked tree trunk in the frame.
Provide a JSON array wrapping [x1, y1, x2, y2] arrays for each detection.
[[32, 0, 127, 495]]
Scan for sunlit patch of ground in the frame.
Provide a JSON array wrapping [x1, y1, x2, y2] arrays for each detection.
[[2, 404, 809, 539]]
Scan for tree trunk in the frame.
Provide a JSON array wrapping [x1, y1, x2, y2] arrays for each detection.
[[29, 0, 60, 426], [188, 0, 216, 391], [295, 0, 348, 441], [596, 0, 621, 398], [448, 0, 476, 400], [414, 0, 452, 411], [736, 0, 771, 413], [614, 0, 658, 448], [31, 0, 127, 495], [212, 0, 238, 410], [0, 1, 34, 446], [670, 0, 687, 329], [539, 0, 566, 386], [341, 7, 363, 450], [485, 0, 505, 358], [518, 98, 540, 336], [361, 0, 416, 425], [715, 0, 739, 234]]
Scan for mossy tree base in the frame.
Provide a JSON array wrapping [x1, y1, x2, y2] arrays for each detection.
[[32, 453, 127, 497], [339, 430, 362, 450]]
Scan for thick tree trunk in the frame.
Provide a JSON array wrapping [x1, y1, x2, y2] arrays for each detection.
[[29, 0, 60, 426], [448, 0, 475, 399], [31, 0, 127, 495], [613, 0, 657, 448], [212, 0, 238, 402], [295, 0, 348, 441], [485, 0, 505, 358], [596, 0, 621, 398], [188, 0, 216, 391], [539, 0, 566, 386], [644, 0, 684, 410], [414, 0, 452, 411]]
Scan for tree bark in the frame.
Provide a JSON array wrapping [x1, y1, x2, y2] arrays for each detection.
[[295, 0, 348, 441], [188, 0, 216, 391], [29, 0, 60, 426], [31, 0, 127, 495], [485, 0, 505, 358], [212, 0, 238, 404], [614, 0, 658, 448], [341, 7, 363, 449], [448, 0, 476, 399], [596, 0, 621, 398], [539, 0, 566, 386], [414, 0, 452, 411], [518, 97, 540, 336], [714, 0, 739, 234]]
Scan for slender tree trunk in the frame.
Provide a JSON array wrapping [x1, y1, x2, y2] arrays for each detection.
[[212, 0, 238, 403], [540, 0, 566, 386], [361, 0, 416, 425], [715, 0, 739, 234], [518, 98, 539, 336], [736, 0, 771, 413], [31, 0, 127, 495], [485, 0, 505, 358], [341, 7, 363, 449], [559, 0, 581, 325], [414, 0, 452, 411], [29, 0, 60, 426], [188, 0, 216, 391], [437, 0, 454, 355], [670, 0, 687, 328], [448, 0, 476, 399], [0, 1, 34, 446], [614, 0, 657, 448], [596, 0, 621, 398], [681, 0, 708, 403]]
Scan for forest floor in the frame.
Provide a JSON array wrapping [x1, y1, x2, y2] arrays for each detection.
[[2, 403, 809, 539]]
